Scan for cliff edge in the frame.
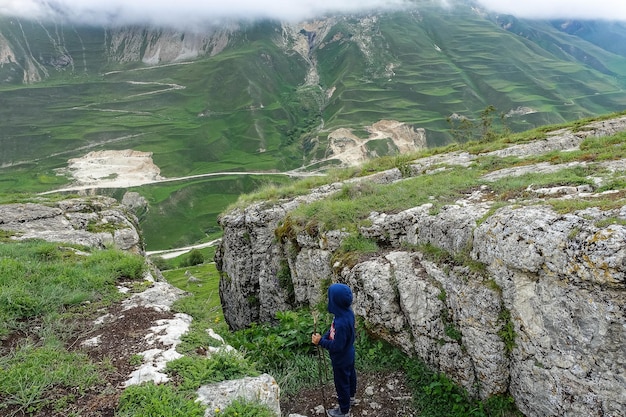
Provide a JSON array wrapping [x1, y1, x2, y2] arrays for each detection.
[[216, 115, 626, 417]]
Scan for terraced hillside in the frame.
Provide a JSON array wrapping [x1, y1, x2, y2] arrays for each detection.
[[1, 1, 626, 250]]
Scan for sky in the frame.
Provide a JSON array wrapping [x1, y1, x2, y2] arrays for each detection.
[[0, 0, 625, 29]]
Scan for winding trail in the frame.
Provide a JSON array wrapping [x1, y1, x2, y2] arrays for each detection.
[[39, 169, 322, 196], [145, 239, 221, 259]]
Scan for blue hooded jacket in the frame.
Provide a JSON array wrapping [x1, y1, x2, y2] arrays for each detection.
[[318, 283, 356, 367]]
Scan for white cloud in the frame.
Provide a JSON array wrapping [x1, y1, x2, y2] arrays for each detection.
[[1, 0, 624, 28], [475, 0, 626, 21], [0, 0, 411, 28]]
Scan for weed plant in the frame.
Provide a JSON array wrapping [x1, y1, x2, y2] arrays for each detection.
[[215, 397, 277, 417], [224, 309, 522, 416], [165, 351, 258, 392], [226, 310, 318, 372], [117, 383, 205, 417]]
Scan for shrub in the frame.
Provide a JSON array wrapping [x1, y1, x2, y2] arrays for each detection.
[[165, 351, 258, 391], [151, 256, 170, 271], [117, 383, 205, 417], [188, 249, 205, 266], [216, 398, 277, 417], [226, 310, 317, 371]]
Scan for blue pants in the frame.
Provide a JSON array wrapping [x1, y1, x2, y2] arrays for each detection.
[[332, 360, 357, 413]]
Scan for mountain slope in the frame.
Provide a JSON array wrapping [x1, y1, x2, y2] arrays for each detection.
[[1, 1, 626, 250]]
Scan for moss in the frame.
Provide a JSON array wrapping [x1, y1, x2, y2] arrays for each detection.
[[275, 215, 298, 243], [497, 307, 517, 356], [484, 279, 502, 295], [277, 260, 295, 304]]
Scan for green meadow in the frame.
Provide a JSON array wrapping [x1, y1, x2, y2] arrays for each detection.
[[2, 6, 626, 251]]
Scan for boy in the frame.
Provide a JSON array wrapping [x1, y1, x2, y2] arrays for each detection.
[[312, 283, 357, 417]]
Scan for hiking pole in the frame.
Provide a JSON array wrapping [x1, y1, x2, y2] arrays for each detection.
[[313, 310, 328, 412]]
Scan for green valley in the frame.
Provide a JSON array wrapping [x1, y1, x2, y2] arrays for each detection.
[[1, 2, 625, 250]]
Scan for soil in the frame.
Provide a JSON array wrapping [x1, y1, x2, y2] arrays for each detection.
[[0, 302, 174, 417], [281, 370, 417, 417], [1, 291, 417, 417]]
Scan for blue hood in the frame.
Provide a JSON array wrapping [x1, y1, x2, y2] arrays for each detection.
[[327, 283, 353, 316]]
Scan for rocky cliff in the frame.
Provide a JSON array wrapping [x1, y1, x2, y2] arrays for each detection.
[[216, 116, 626, 417], [0, 196, 143, 253], [0, 19, 237, 84]]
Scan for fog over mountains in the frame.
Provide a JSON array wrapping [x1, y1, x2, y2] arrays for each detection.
[[1, 0, 625, 29], [1, 0, 626, 249]]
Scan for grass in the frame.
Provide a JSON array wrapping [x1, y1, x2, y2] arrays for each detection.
[[0, 242, 146, 338], [117, 383, 205, 417], [0, 241, 147, 414], [215, 398, 277, 417], [315, 9, 626, 144], [0, 236, 527, 417], [0, 341, 103, 414], [227, 109, 626, 205], [281, 166, 481, 235], [137, 175, 292, 250], [162, 262, 227, 360], [228, 109, 626, 242], [0, 240, 245, 416], [165, 352, 258, 392]]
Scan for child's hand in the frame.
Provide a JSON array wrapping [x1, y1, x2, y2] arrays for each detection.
[[312, 333, 322, 345]]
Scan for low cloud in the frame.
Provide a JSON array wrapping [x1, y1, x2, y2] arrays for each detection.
[[0, 0, 411, 28], [1, 0, 624, 29]]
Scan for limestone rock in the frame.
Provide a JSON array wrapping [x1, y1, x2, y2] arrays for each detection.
[[196, 374, 281, 417], [216, 115, 626, 416], [0, 196, 142, 254]]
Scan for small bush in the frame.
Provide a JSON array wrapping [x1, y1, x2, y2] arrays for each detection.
[[165, 351, 258, 391], [187, 249, 205, 266], [117, 383, 205, 417], [226, 309, 318, 371], [216, 398, 277, 417], [151, 256, 170, 271]]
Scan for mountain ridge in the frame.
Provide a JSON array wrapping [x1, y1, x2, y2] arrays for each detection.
[[2, 5, 625, 140]]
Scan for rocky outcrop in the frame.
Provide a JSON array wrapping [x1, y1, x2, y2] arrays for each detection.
[[0, 21, 236, 84], [105, 26, 236, 65], [216, 116, 626, 417], [0, 194, 283, 415], [196, 373, 281, 417], [0, 196, 143, 253]]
